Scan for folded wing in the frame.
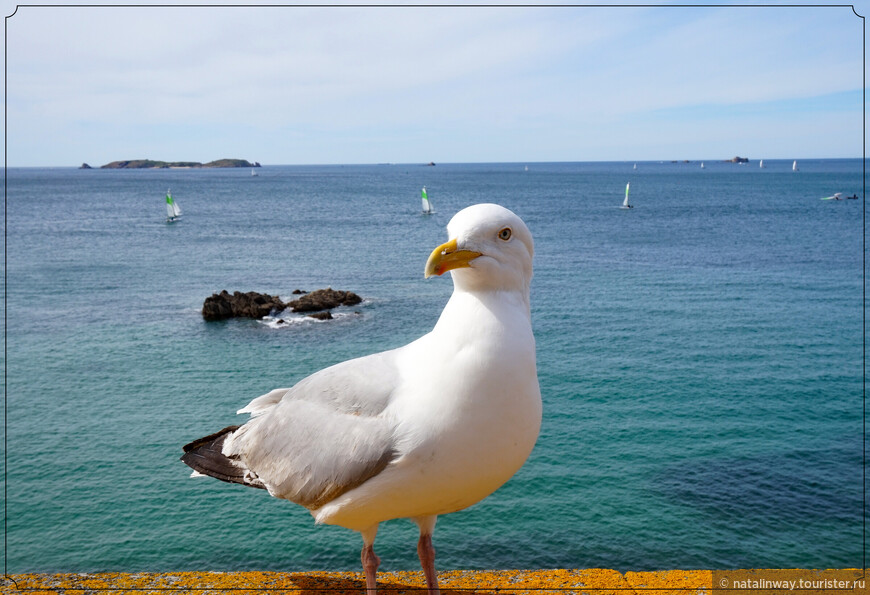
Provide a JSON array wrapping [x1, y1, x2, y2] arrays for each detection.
[[184, 350, 402, 510]]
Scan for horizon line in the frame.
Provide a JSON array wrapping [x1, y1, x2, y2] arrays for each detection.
[[5, 156, 864, 169]]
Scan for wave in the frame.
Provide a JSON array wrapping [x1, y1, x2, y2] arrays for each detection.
[[258, 310, 361, 328]]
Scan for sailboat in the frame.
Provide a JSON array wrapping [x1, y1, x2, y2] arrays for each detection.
[[165, 189, 182, 222], [700, 162, 705, 169], [759, 159, 764, 168], [251, 168, 258, 177], [421, 186, 433, 214], [633, 163, 637, 170], [620, 182, 633, 209], [820, 193, 842, 201], [793, 160, 798, 171]]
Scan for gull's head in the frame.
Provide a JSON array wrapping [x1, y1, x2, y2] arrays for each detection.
[[424, 203, 534, 294]]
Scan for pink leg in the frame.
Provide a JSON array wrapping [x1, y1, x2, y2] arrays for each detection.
[[361, 543, 380, 594], [417, 533, 440, 595], [360, 525, 380, 594]]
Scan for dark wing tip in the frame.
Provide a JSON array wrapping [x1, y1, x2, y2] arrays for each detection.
[[182, 425, 240, 453], [180, 425, 265, 489]]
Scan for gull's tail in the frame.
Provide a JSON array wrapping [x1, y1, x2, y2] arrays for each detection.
[[181, 425, 266, 490]]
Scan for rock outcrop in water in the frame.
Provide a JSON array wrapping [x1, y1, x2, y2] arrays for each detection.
[[287, 288, 362, 313], [202, 291, 286, 321], [306, 311, 334, 321], [201, 288, 362, 321], [101, 159, 260, 169]]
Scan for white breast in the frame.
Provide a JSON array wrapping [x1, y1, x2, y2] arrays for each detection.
[[314, 290, 541, 531]]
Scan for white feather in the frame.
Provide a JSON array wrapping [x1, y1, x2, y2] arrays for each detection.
[[237, 388, 291, 416]]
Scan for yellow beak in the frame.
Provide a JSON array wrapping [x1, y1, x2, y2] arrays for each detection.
[[424, 238, 482, 278]]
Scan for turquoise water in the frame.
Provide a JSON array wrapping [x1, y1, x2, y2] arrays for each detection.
[[5, 160, 864, 573]]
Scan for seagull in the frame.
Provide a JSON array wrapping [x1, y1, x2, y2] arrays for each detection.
[[181, 203, 541, 594]]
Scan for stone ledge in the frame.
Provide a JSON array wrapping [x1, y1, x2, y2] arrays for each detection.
[[3, 569, 865, 594]]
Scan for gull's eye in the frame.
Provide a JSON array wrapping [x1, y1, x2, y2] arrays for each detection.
[[498, 228, 512, 241]]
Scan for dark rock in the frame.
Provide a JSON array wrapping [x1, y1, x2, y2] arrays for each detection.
[[202, 159, 258, 168], [202, 287, 363, 321], [202, 290, 286, 321], [307, 311, 334, 321], [292, 289, 307, 295], [101, 159, 168, 169], [101, 158, 258, 169], [79, 163, 92, 169], [728, 156, 749, 163], [288, 288, 362, 313]]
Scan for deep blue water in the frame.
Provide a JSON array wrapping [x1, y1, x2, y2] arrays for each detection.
[[4, 159, 864, 573]]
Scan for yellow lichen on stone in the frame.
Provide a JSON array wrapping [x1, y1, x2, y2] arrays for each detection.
[[625, 569, 713, 595], [3, 569, 866, 595]]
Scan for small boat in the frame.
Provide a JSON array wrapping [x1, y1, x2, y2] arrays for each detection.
[[251, 168, 258, 177], [524, 165, 529, 172], [846, 194, 859, 200], [633, 163, 637, 170], [700, 162, 705, 169], [421, 186, 433, 214], [620, 182, 633, 209], [793, 160, 798, 171], [166, 189, 182, 222], [759, 159, 764, 168], [821, 193, 842, 201]]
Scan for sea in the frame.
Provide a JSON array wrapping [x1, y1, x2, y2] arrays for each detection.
[[4, 159, 864, 574]]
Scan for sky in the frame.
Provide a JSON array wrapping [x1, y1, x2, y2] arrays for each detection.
[[2, 1, 866, 166]]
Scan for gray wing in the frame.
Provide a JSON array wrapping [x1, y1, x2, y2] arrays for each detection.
[[221, 349, 401, 510]]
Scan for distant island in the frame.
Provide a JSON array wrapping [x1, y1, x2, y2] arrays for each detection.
[[91, 159, 261, 169]]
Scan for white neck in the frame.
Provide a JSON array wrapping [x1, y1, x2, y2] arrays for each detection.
[[433, 286, 532, 341]]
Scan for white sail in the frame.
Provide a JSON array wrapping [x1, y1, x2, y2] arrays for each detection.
[[759, 159, 764, 168], [166, 190, 181, 221], [421, 186, 432, 213], [701, 162, 705, 169], [793, 160, 798, 171], [621, 183, 632, 208]]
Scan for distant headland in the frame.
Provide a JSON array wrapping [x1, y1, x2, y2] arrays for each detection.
[[80, 159, 261, 169]]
